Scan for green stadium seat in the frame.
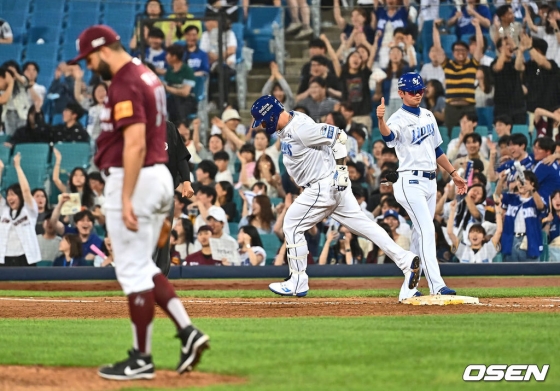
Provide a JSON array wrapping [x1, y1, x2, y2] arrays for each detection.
[[13, 143, 50, 171], [0, 145, 11, 165], [475, 126, 488, 136], [228, 222, 239, 235], [53, 142, 91, 173], [438, 126, 448, 137], [270, 197, 283, 207], [1, 165, 48, 191], [260, 234, 281, 263], [451, 126, 461, 139], [37, 260, 53, 267], [541, 230, 549, 262]]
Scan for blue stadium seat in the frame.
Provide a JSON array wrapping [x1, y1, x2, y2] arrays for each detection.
[[193, 75, 208, 102], [61, 42, 79, 61], [37, 63, 57, 88], [68, 0, 100, 13], [102, 3, 137, 24], [245, 7, 282, 64], [30, 11, 64, 27], [34, 0, 65, 12], [440, 35, 456, 59], [10, 27, 26, 44], [2, 44, 23, 63], [64, 24, 88, 44], [67, 11, 101, 27], [231, 23, 245, 65], [2, 11, 28, 29], [189, 0, 206, 17], [25, 43, 60, 64], [476, 106, 494, 130], [28, 27, 61, 44], [1, 0, 31, 13], [53, 142, 91, 173], [51, 114, 64, 126]]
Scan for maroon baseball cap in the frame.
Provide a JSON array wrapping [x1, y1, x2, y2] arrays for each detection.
[[67, 25, 120, 65]]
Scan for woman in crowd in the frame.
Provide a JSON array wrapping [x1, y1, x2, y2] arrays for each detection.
[[173, 217, 195, 261], [420, 79, 446, 125], [239, 194, 275, 235], [182, 118, 205, 164], [0, 63, 33, 136], [373, 45, 415, 120], [525, 4, 560, 65], [237, 225, 267, 266], [319, 225, 364, 265], [130, 0, 167, 50], [252, 154, 285, 199], [215, 181, 237, 222], [382, 210, 410, 251], [53, 234, 86, 267], [0, 154, 41, 266], [333, 0, 375, 46], [93, 236, 115, 267], [53, 149, 96, 210], [475, 66, 494, 108], [32, 188, 50, 235], [261, 61, 295, 111], [74, 73, 108, 145]]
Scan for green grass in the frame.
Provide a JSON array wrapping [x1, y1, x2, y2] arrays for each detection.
[[0, 314, 558, 391], [1, 286, 560, 298]]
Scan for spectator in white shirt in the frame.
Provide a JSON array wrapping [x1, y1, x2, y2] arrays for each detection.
[[420, 46, 445, 85], [236, 225, 267, 266], [214, 151, 234, 184], [0, 18, 13, 44], [200, 18, 237, 68], [22, 62, 46, 107], [448, 198, 503, 263]]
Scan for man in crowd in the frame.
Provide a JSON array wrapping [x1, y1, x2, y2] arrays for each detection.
[[183, 25, 209, 76], [296, 77, 339, 122], [183, 225, 222, 266], [453, 133, 489, 177], [166, 0, 203, 45], [492, 36, 526, 124], [164, 44, 197, 123], [51, 102, 89, 143], [143, 28, 167, 75], [296, 55, 341, 102], [195, 160, 218, 189], [532, 137, 560, 201], [433, 18, 483, 132], [447, 113, 489, 161], [23, 61, 46, 106]]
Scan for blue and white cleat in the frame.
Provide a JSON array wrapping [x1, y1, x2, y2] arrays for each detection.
[[269, 279, 309, 297], [413, 291, 423, 297], [437, 286, 456, 295], [408, 256, 421, 289]]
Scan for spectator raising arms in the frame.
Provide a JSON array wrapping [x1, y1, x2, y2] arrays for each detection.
[[0, 17, 13, 44], [496, 170, 547, 262], [318, 225, 364, 265], [52, 149, 96, 210], [0, 153, 42, 266], [0, 63, 31, 136], [53, 234, 86, 267], [23, 61, 46, 108], [261, 62, 295, 111], [524, 3, 560, 66], [237, 225, 267, 266], [37, 211, 62, 262], [433, 18, 483, 132], [32, 188, 50, 234], [447, 0, 491, 38], [451, 184, 487, 246], [447, 197, 503, 263]]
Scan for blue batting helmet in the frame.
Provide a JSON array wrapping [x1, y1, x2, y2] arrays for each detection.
[[251, 95, 285, 135], [397, 72, 425, 92]]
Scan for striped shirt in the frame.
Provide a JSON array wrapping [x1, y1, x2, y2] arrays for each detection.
[[443, 58, 479, 104]]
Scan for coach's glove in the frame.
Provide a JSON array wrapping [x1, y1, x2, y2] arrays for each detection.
[[333, 165, 350, 191]]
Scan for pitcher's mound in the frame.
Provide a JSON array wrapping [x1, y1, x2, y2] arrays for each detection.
[[0, 365, 244, 391]]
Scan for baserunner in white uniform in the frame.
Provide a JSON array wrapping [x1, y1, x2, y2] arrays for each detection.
[[376, 73, 468, 300], [250, 95, 421, 297]]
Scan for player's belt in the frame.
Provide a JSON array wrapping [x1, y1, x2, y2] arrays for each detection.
[[411, 170, 436, 180], [515, 232, 526, 237]]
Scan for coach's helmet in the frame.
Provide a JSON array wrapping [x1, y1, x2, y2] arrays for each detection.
[[397, 72, 425, 93], [251, 95, 285, 135]]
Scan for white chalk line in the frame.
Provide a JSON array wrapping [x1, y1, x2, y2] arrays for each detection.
[[0, 297, 559, 309]]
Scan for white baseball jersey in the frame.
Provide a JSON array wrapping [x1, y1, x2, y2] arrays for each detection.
[[277, 111, 337, 187], [385, 106, 443, 172], [454, 241, 498, 263]]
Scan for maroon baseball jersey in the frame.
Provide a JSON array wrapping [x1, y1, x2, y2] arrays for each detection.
[[183, 251, 222, 266], [95, 58, 168, 169]]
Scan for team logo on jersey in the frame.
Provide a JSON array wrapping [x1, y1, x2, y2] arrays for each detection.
[[411, 123, 436, 145], [281, 142, 293, 156]]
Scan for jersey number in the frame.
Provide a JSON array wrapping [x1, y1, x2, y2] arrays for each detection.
[[154, 85, 166, 127]]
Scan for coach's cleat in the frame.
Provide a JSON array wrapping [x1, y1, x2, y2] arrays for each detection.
[[98, 349, 155, 380], [408, 256, 421, 289], [176, 325, 210, 374], [268, 279, 309, 297], [437, 286, 456, 295]]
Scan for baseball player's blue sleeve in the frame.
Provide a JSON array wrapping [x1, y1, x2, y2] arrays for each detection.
[[384, 120, 401, 148], [435, 146, 444, 158]]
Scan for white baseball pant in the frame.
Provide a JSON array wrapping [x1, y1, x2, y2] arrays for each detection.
[[104, 164, 174, 295], [394, 172, 447, 298], [283, 176, 417, 281]]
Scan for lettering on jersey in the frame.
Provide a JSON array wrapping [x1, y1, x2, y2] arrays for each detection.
[[320, 125, 335, 139], [280, 142, 293, 156], [411, 123, 436, 145], [409, 180, 419, 184], [505, 206, 537, 219], [114, 100, 133, 121]]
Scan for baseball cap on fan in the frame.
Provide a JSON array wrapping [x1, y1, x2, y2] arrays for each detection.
[[67, 25, 121, 65]]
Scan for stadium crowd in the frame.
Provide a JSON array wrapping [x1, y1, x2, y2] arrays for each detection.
[[1, 0, 560, 267]]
